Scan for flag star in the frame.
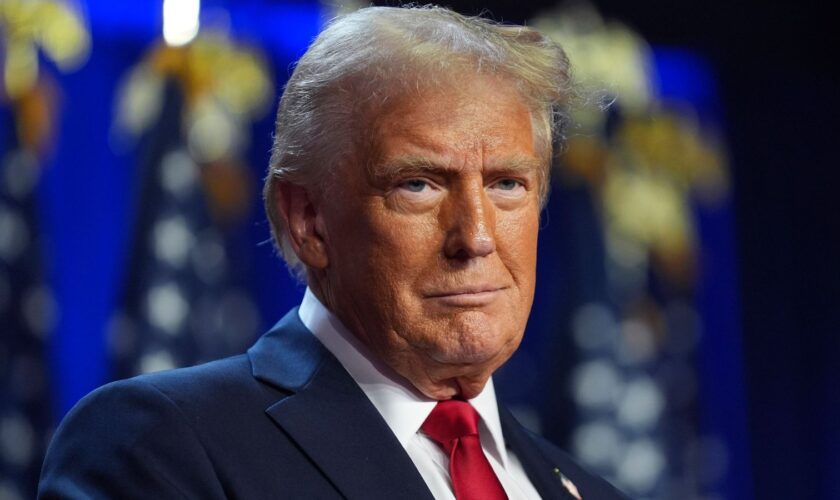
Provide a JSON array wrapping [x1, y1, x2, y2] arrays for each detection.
[[0, 206, 30, 262], [0, 414, 34, 467], [152, 215, 195, 268], [146, 282, 189, 335], [160, 149, 198, 198], [139, 350, 177, 374]]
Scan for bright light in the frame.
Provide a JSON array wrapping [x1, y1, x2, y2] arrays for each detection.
[[163, 0, 200, 46]]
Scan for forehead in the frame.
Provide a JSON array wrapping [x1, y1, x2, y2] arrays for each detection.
[[364, 75, 543, 171]]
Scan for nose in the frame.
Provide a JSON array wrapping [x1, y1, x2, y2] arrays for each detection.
[[443, 183, 496, 260]]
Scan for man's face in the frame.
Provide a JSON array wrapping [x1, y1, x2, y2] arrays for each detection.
[[314, 75, 543, 400]]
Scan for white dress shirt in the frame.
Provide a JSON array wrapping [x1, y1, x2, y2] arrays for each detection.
[[298, 288, 542, 500]]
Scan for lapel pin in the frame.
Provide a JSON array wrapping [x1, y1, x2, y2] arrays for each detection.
[[553, 467, 582, 500]]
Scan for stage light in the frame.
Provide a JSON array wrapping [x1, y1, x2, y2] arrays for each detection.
[[163, 0, 200, 47]]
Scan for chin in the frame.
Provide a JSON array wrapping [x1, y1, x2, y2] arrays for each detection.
[[429, 342, 501, 365], [429, 317, 520, 365]]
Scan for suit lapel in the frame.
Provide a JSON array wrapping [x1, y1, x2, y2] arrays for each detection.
[[500, 406, 577, 500], [248, 310, 434, 500]]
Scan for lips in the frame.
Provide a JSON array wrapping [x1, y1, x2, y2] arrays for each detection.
[[424, 285, 507, 306], [425, 286, 504, 297]]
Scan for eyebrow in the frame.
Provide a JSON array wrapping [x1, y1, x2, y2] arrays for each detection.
[[372, 156, 438, 179], [372, 153, 544, 179]]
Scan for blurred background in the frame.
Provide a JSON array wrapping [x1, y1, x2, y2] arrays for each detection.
[[0, 0, 836, 499]]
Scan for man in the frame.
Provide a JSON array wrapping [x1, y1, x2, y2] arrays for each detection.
[[40, 6, 628, 499]]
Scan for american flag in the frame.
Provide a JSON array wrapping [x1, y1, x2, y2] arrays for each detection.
[[108, 78, 260, 380], [548, 105, 730, 500], [0, 108, 57, 500]]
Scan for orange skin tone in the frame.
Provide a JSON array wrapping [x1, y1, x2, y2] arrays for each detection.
[[276, 75, 543, 400]]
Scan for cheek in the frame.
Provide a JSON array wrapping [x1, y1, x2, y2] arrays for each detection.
[[498, 210, 539, 269], [368, 212, 441, 265], [350, 212, 442, 301]]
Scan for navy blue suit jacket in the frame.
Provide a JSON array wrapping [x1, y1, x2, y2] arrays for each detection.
[[39, 309, 628, 499]]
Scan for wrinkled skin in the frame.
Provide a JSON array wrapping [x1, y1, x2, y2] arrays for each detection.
[[277, 75, 543, 400]]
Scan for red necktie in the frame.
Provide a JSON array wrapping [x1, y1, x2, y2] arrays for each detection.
[[421, 399, 508, 500]]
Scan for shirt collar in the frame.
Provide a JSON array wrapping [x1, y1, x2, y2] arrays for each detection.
[[298, 287, 510, 467]]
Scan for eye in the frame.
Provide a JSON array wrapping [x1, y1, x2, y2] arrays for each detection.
[[400, 179, 429, 192], [492, 178, 523, 191]]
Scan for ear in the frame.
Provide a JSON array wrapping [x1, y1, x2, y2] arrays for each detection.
[[275, 181, 330, 269]]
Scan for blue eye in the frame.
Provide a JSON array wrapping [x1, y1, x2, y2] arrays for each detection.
[[402, 179, 428, 192], [495, 179, 520, 191]]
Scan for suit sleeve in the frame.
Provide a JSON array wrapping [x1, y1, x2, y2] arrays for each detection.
[[38, 378, 226, 500]]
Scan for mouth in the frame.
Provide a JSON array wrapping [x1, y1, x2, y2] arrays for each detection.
[[424, 286, 507, 307]]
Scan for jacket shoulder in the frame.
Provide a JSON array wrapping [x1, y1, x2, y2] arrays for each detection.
[[128, 354, 279, 413], [38, 355, 271, 499]]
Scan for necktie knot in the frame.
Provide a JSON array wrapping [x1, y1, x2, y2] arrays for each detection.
[[422, 399, 480, 449]]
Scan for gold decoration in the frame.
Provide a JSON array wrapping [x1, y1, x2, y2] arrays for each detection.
[[113, 24, 273, 225], [114, 31, 273, 159], [533, 3, 655, 121], [201, 159, 253, 225], [14, 77, 58, 155], [0, 0, 90, 99], [535, 2, 730, 288]]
